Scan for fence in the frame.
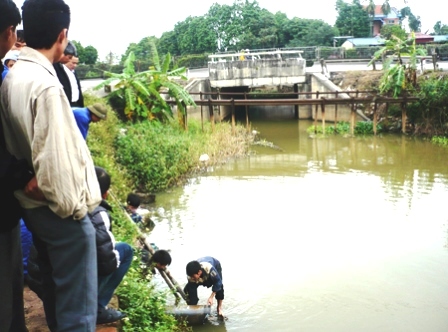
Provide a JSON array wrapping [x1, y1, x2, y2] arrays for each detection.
[[166, 90, 419, 136]]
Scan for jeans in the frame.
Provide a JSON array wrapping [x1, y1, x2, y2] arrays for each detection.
[[0, 222, 28, 332], [24, 207, 97, 332], [98, 242, 133, 308]]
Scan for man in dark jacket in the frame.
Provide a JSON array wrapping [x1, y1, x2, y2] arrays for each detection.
[[0, 1, 29, 330], [53, 40, 84, 107], [93, 166, 133, 324], [184, 256, 225, 319]]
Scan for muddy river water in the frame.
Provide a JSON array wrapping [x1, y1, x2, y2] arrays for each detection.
[[146, 119, 448, 332]]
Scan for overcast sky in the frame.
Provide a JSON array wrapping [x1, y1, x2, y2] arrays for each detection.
[[11, 0, 445, 61]]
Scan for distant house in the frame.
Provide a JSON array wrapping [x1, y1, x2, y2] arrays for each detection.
[[433, 35, 448, 43], [341, 36, 386, 49], [366, 5, 402, 36], [413, 32, 434, 44]]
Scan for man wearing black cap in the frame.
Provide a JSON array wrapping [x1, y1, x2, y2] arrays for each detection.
[[53, 40, 84, 107]]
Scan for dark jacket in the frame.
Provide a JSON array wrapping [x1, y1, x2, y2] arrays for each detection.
[[53, 62, 84, 107], [90, 200, 119, 276], [187, 256, 223, 292]]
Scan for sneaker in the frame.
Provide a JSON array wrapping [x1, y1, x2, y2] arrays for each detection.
[[96, 307, 126, 325]]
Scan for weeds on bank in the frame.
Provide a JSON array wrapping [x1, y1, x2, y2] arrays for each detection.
[[116, 258, 190, 332], [431, 136, 448, 146], [307, 121, 382, 136], [114, 119, 254, 193]]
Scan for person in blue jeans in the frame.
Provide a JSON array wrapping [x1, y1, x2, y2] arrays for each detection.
[[93, 166, 133, 324], [26, 166, 134, 325], [20, 219, 32, 278]]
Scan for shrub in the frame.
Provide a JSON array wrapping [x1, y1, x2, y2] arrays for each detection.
[[354, 121, 382, 135], [114, 121, 196, 192], [116, 260, 188, 332], [175, 54, 209, 69], [306, 121, 381, 136], [432, 136, 448, 146]]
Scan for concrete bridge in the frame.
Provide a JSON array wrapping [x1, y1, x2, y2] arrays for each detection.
[[184, 52, 374, 124], [207, 50, 307, 88]]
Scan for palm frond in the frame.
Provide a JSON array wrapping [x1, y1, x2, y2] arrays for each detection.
[[146, 84, 170, 110], [124, 52, 136, 76], [125, 87, 137, 112], [149, 41, 161, 72], [167, 67, 187, 77], [164, 81, 196, 106], [94, 77, 119, 90], [161, 53, 171, 73], [130, 79, 152, 99]]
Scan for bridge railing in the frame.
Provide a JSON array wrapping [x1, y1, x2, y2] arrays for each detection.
[[208, 49, 304, 62], [165, 90, 418, 136]]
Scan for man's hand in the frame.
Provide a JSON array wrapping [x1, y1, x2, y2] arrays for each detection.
[[24, 176, 45, 201], [208, 293, 215, 306]]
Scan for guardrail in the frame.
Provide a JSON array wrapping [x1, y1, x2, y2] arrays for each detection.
[[165, 90, 418, 136]]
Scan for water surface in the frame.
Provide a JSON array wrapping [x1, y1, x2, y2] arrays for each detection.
[[146, 119, 448, 332]]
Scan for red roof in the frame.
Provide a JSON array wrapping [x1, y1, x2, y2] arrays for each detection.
[[363, 5, 400, 18], [412, 32, 434, 43]]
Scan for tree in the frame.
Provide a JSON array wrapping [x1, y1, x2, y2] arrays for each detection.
[[433, 21, 448, 35], [380, 24, 407, 40], [273, 11, 290, 48], [95, 41, 195, 123], [408, 14, 421, 32], [238, 6, 278, 49], [83, 46, 98, 65], [335, 0, 370, 38], [158, 31, 180, 57], [381, 0, 391, 16], [285, 18, 336, 47], [400, 7, 421, 32], [105, 52, 119, 66], [121, 36, 158, 67], [71, 41, 98, 64], [365, 0, 376, 37], [174, 16, 216, 55], [206, 3, 241, 52]]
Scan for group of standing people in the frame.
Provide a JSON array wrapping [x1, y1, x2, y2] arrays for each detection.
[[0, 1, 225, 331], [0, 0, 118, 331]]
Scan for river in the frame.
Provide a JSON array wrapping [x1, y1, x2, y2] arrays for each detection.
[[145, 118, 448, 332]]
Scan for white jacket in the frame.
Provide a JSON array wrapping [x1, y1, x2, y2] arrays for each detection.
[[0, 47, 101, 219]]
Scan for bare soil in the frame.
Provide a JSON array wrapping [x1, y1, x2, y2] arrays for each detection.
[[331, 70, 384, 91], [24, 285, 119, 332]]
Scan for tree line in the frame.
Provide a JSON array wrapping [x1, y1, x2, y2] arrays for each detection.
[[121, 0, 445, 63], [77, 0, 448, 70]]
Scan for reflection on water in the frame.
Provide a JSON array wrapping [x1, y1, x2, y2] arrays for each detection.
[[146, 120, 448, 332]]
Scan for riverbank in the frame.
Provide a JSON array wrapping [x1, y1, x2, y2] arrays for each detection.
[[24, 285, 120, 331]]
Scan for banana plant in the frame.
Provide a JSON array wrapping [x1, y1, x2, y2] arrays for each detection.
[[368, 32, 427, 97], [95, 41, 196, 122]]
